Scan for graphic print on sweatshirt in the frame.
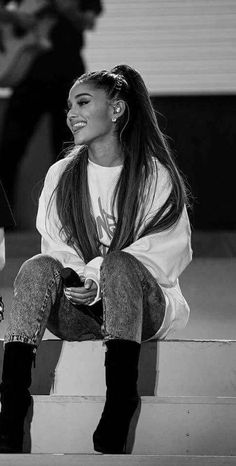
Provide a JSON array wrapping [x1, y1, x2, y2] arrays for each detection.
[[96, 197, 116, 256]]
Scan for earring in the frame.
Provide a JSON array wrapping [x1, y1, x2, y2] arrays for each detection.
[[112, 117, 117, 122]]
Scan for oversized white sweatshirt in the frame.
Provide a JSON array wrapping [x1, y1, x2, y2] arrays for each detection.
[[36, 155, 192, 340]]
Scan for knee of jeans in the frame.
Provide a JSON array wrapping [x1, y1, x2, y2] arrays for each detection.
[[14, 254, 62, 286], [101, 250, 137, 281]]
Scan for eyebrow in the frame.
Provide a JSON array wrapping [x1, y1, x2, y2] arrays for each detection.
[[74, 93, 92, 98]]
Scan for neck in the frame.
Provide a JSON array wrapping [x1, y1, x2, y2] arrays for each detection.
[[87, 140, 123, 167]]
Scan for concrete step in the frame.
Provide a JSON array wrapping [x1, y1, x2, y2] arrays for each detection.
[[0, 454, 236, 466], [21, 395, 236, 455], [157, 338, 236, 397], [1, 338, 236, 396], [1, 339, 236, 455], [49, 339, 236, 397], [2, 338, 234, 397]]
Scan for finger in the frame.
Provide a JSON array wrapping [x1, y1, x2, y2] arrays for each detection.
[[64, 290, 73, 301], [64, 290, 96, 304], [68, 290, 96, 299], [65, 292, 90, 306], [65, 286, 84, 292], [85, 297, 94, 305], [84, 279, 93, 290]]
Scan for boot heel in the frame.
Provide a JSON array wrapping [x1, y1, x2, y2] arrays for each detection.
[[93, 395, 139, 454]]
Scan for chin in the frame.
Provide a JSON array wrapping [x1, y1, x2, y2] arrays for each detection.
[[74, 135, 85, 145]]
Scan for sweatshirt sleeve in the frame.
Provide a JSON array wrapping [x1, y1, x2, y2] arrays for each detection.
[[123, 206, 192, 287], [123, 164, 192, 286], [36, 160, 85, 276]]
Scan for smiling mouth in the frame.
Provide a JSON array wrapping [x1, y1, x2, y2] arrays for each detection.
[[72, 122, 87, 133]]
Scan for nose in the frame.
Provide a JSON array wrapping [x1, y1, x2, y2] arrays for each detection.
[[67, 110, 78, 128], [67, 108, 77, 120]]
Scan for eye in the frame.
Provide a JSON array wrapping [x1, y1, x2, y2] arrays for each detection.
[[78, 100, 89, 106]]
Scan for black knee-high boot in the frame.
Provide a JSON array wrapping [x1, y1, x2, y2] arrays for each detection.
[[0, 342, 35, 453], [93, 339, 141, 454]]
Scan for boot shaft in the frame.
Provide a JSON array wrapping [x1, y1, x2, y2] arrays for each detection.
[[0, 341, 35, 419], [0, 342, 35, 453], [93, 339, 141, 454], [105, 339, 141, 398], [1, 342, 35, 388]]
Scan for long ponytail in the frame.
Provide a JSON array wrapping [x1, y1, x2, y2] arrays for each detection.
[[53, 65, 189, 261]]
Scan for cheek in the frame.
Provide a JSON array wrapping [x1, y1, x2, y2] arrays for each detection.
[[92, 108, 111, 130]]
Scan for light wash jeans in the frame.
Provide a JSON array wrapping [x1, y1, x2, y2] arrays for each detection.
[[5, 251, 166, 346]]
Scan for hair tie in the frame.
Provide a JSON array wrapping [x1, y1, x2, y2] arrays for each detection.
[[114, 74, 129, 94], [115, 75, 123, 92]]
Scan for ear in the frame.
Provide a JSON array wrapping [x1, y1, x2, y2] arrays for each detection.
[[110, 99, 126, 122]]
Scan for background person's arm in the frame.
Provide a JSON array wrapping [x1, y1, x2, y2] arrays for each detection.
[[0, 227, 5, 271]]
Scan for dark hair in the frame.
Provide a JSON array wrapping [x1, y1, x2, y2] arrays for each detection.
[[50, 65, 189, 263]]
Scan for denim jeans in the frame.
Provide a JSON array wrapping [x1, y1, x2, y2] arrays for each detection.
[[5, 251, 166, 346]]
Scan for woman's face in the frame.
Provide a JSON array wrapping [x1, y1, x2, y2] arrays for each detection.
[[67, 81, 115, 146]]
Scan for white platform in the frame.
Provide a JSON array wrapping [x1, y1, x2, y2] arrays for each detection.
[[27, 338, 236, 397], [23, 394, 236, 455], [1, 338, 236, 455], [1, 454, 236, 466]]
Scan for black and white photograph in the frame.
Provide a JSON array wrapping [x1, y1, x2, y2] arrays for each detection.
[[0, 1, 235, 465]]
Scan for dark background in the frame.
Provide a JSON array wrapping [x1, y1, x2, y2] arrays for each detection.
[[152, 94, 235, 230]]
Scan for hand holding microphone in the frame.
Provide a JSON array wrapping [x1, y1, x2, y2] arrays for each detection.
[[61, 267, 97, 306], [60, 267, 83, 287]]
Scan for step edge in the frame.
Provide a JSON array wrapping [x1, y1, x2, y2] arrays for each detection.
[[31, 395, 236, 405], [3, 453, 236, 458], [2, 338, 236, 344]]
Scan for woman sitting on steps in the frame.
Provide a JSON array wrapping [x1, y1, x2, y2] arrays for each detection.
[[0, 64, 192, 454]]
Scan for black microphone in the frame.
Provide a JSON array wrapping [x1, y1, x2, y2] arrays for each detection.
[[61, 268, 103, 325], [60, 267, 83, 287]]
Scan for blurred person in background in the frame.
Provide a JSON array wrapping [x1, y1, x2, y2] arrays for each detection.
[[0, 180, 15, 320], [0, 0, 103, 210]]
